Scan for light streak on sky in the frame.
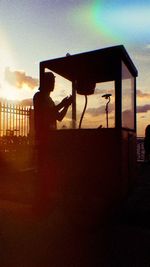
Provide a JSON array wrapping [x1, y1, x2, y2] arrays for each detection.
[[75, 0, 150, 43]]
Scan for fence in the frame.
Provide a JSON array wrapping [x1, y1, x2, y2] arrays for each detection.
[[0, 102, 34, 137], [0, 102, 146, 162], [0, 102, 35, 169]]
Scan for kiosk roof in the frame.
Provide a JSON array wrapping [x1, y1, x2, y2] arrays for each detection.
[[40, 45, 138, 83]]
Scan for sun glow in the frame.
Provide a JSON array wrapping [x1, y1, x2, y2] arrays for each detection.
[[0, 30, 20, 100]]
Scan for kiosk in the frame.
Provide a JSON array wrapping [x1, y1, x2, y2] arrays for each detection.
[[39, 45, 138, 224]]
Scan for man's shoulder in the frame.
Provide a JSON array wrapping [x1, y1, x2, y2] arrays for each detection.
[[33, 91, 42, 103], [33, 91, 40, 99]]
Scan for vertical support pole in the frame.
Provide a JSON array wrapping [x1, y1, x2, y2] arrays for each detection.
[[22, 107, 23, 136], [23, 107, 26, 135], [6, 102, 8, 132], [13, 104, 15, 133], [18, 105, 21, 135], [9, 104, 11, 132], [26, 107, 27, 136], [15, 105, 19, 136], [40, 63, 45, 89], [115, 78, 122, 129], [27, 108, 30, 136], [115, 61, 122, 129], [22, 107, 24, 136], [105, 96, 111, 128], [0, 102, 1, 137], [3, 103, 5, 136], [72, 81, 76, 129], [134, 77, 136, 132], [25, 107, 29, 136]]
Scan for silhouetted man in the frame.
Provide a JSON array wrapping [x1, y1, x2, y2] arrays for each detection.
[[33, 71, 72, 142], [33, 72, 72, 215]]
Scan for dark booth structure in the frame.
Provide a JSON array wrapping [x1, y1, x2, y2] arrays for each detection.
[[39, 45, 138, 224]]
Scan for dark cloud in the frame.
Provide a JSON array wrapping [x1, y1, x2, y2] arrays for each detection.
[[4, 67, 39, 89], [86, 103, 150, 117], [137, 104, 150, 113], [140, 115, 146, 119], [86, 107, 101, 117], [94, 88, 114, 96], [86, 103, 114, 116], [95, 89, 150, 98]]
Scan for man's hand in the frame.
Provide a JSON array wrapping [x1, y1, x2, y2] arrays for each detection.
[[67, 95, 73, 106], [61, 95, 72, 107], [57, 95, 73, 121]]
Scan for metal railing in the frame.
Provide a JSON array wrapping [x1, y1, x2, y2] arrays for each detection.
[[0, 102, 146, 163], [0, 102, 33, 137]]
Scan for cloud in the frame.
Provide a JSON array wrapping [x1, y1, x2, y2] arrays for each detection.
[[94, 88, 114, 96], [137, 90, 150, 98], [4, 67, 39, 89], [122, 110, 134, 129], [86, 107, 101, 117], [137, 104, 150, 113], [140, 115, 146, 119], [86, 103, 114, 116]]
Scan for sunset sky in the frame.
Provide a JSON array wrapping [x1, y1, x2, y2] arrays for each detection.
[[0, 0, 150, 136]]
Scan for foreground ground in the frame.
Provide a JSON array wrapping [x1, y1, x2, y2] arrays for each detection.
[[0, 163, 150, 266]]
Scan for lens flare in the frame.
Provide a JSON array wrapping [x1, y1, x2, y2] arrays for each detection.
[[91, 0, 150, 43], [75, 0, 150, 44], [90, 0, 121, 41]]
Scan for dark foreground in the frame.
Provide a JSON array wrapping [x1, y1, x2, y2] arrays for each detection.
[[0, 163, 150, 266]]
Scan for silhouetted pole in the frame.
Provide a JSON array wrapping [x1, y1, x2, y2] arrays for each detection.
[[40, 63, 44, 89], [102, 94, 112, 128], [72, 81, 76, 129], [0, 102, 1, 137]]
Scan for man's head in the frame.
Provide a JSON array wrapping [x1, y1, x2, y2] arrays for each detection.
[[40, 72, 55, 93]]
